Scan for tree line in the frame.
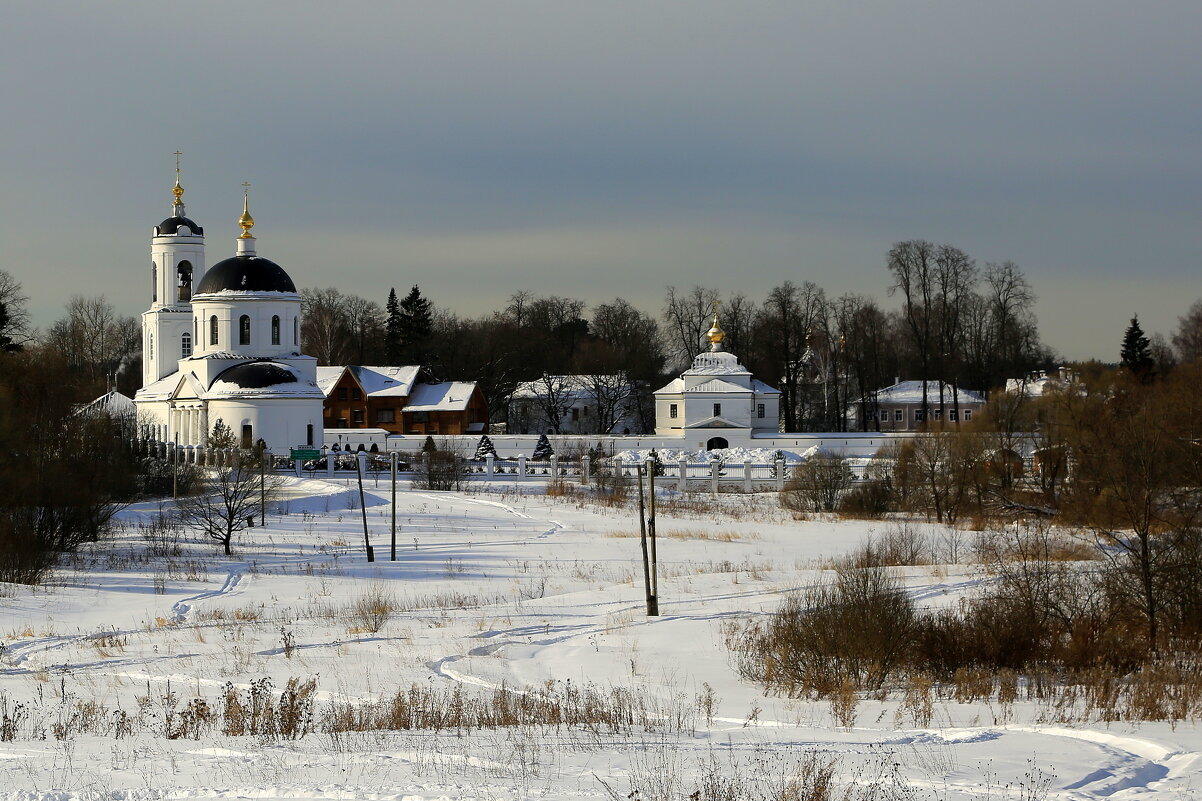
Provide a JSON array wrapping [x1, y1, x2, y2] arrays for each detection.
[[3, 240, 1200, 433]]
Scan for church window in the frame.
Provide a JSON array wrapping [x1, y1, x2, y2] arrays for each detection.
[[151, 263, 157, 303], [713, 403, 722, 417], [177, 261, 192, 302], [669, 403, 678, 419], [306, 424, 314, 446], [210, 315, 219, 345], [241, 424, 252, 449], [293, 316, 298, 345], [239, 315, 251, 345], [757, 403, 765, 419], [181, 332, 192, 358], [148, 333, 153, 360], [271, 315, 280, 345]]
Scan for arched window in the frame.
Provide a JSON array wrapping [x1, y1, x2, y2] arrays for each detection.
[[210, 315, 219, 346], [194, 317, 198, 340], [181, 332, 192, 358], [239, 315, 251, 345], [177, 261, 193, 302], [293, 316, 298, 346], [151, 263, 157, 303], [271, 315, 280, 345]]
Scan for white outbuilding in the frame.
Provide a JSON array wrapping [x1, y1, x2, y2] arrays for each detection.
[[134, 171, 323, 452]]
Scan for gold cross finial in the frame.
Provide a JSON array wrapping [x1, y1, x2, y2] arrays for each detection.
[[171, 150, 185, 208], [238, 181, 255, 238]]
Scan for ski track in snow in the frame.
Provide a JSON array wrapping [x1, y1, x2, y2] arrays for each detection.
[[0, 564, 247, 677]]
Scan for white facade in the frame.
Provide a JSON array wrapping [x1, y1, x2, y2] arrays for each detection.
[[134, 179, 324, 452], [143, 215, 205, 385]]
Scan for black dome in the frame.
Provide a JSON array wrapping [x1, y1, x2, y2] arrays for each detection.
[[211, 361, 299, 390], [195, 255, 296, 294], [156, 216, 204, 236]]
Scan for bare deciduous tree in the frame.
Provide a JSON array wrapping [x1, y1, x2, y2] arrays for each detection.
[[176, 454, 282, 555]]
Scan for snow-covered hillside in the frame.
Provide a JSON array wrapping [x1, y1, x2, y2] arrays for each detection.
[[0, 477, 1196, 799]]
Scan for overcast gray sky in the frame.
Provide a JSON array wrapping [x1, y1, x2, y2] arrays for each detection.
[[2, 1, 1199, 361]]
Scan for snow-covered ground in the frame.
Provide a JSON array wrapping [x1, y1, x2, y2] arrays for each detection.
[[0, 476, 1198, 799]]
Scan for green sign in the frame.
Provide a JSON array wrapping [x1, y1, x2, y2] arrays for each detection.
[[290, 449, 321, 461]]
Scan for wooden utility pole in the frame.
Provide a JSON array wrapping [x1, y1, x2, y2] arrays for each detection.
[[259, 448, 266, 527], [636, 463, 653, 615], [390, 451, 398, 561], [356, 453, 374, 562], [646, 456, 659, 615]]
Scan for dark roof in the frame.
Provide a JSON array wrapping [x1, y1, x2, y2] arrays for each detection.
[[195, 255, 297, 294], [155, 216, 204, 236], [210, 361, 298, 389]]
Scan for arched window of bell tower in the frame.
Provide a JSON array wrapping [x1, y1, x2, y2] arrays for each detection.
[[177, 261, 193, 303], [181, 332, 192, 358], [239, 315, 251, 346], [271, 315, 280, 345], [210, 315, 219, 346], [151, 263, 157, 303]]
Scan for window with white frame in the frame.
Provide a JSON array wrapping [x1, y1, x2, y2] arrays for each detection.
[[963, 409, 972, 421], [894, 409, 903, 422], [880, 410, 889, 423], [949, 409, 959, 421]]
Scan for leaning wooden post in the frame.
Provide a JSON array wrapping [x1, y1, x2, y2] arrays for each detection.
[[390, 450, 398, 561], [636, 463, 655, 616], [645, 457, 659, 616], [259, 448, 268, 527], [356, 451, 374, 562]]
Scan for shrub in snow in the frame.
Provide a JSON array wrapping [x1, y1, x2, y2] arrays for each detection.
[[474, 434, 497, 460], [532, 434, 554, 460]]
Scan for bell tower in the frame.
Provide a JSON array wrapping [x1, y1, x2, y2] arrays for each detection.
[[142, 153, 206, 386]]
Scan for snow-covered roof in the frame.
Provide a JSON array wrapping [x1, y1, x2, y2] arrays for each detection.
[[1005, 368, 1081, 398], [318, 365, 422, 398], [685, 378, 749, 394], [511, 375, 630, 400], [750, 379, 780, 396], [208, 362, 324, 398], [870, 380, 985, 405], [403, 381, 477, 412], [653, 377, 684, 395], [682, 351, 750, 377], [76, 391, 136, 418]]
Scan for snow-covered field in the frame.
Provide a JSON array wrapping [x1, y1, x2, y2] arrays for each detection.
[[0, 476, 1198, 799]]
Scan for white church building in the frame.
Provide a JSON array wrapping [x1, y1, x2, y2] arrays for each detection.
[[652, 306, 781, 450], [134, 170, 324, 452]]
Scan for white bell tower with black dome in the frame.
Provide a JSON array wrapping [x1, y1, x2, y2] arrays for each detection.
[[143, 154, 205, 386]]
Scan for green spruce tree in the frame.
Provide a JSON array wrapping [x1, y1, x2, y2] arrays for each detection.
[[384, 288, 402, 365], [399, 285, 433, 365], [1121, 315, 1155, 383]]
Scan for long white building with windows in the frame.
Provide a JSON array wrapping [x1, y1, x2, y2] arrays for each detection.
[[134, 170, 323, 451]]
